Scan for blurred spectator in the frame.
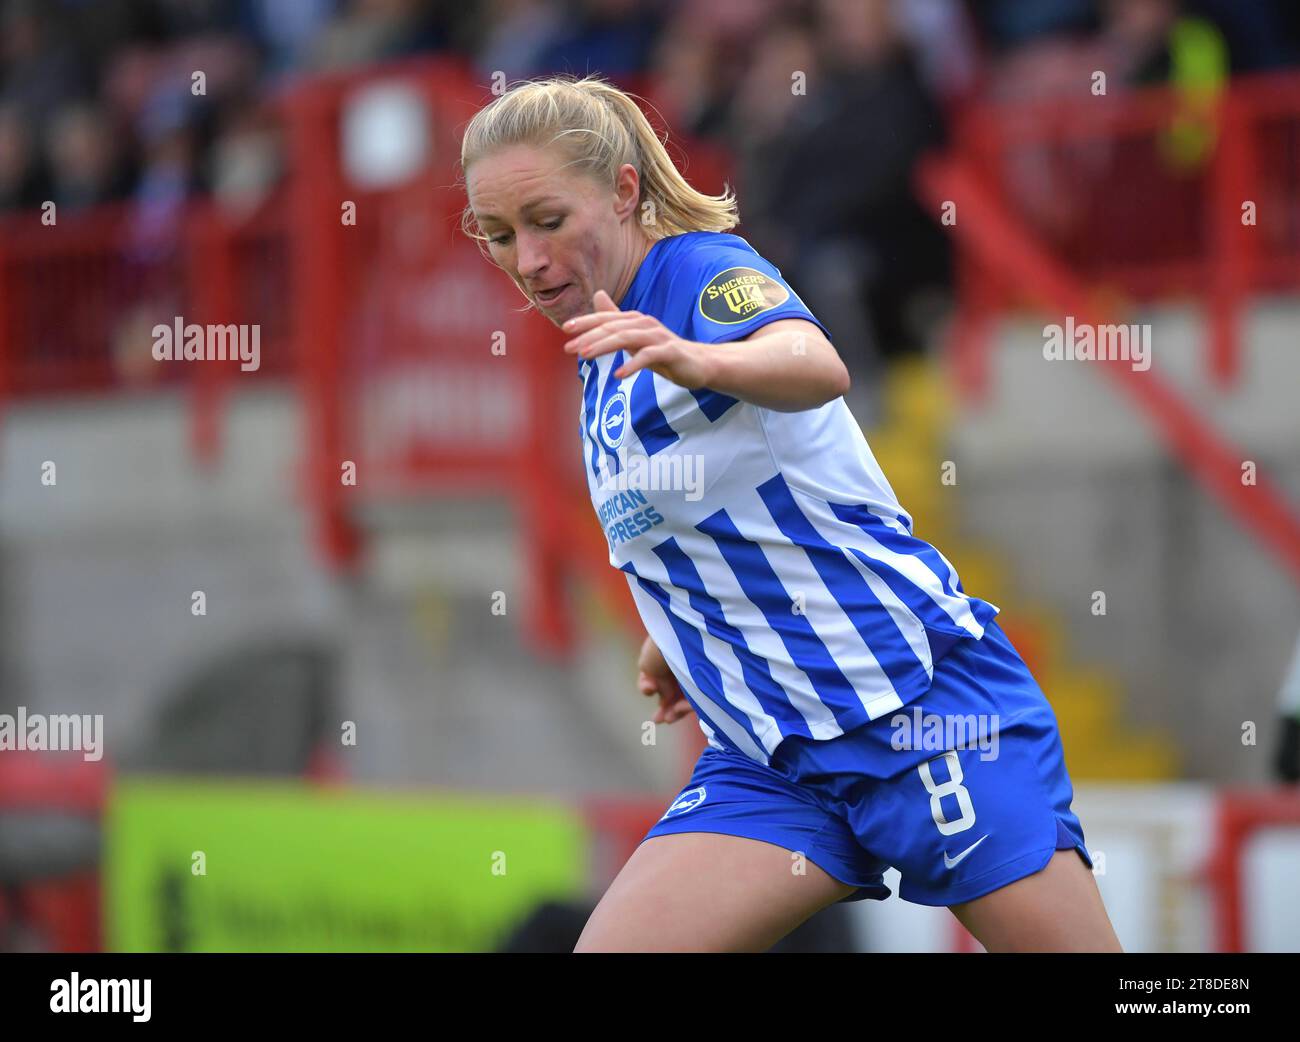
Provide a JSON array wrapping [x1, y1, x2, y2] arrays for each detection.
[[532, 0, 663, 80], [1176, 0, 1298, 74], [730, 0, 949, 415], [208, 94, 281, 218], [0, 101, 44, 211], [645, 16, 730, 139], [981, 0, 1262, 100], [0, 0, 91, 129], [889, 0, 980, 101], [305, 0, 451, 71], [130, 88, 201, 249], [471, 0, 569, 82], [46, 102, 132, 212], [967, 0, 1098, 53], [1104, 0, 1190, 86], [235, 0, 338, 78], [646, 0, 778, 139], [727, 15, 820, 267]]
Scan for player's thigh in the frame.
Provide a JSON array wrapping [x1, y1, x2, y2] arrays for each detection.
[[574, 831, 857, 952], [950, 848, 1122, 952]]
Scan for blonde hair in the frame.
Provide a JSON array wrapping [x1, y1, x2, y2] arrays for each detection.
[[458, 74, 739, 252]]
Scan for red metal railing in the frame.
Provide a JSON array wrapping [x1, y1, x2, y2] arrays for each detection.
[[0, 198, 293, 399], [1205, 788, 1300, 952], [921, 70, 1300, 586], [941, 70, 1300, 398], [0, 57, 668, 657], [0, 752, 110, 951]]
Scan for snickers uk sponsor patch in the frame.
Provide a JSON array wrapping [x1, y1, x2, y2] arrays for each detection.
[[697, 266, 790, 324]]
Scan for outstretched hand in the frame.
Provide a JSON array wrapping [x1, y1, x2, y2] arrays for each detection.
[[564, 290, 713, 387]]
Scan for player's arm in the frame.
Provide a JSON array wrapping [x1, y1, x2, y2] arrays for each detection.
[[564, 290, 849, 412], [702, 317, 849, 412]]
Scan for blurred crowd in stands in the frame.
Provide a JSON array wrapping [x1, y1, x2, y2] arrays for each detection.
[[1, 0, 1298, 375]]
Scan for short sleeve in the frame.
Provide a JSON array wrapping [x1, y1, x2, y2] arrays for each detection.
[[684, 247, 833, 346]]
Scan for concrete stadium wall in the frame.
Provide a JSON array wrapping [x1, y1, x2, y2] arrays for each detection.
[[0, 389, 677, 797], [948, 297, 1300, 782]]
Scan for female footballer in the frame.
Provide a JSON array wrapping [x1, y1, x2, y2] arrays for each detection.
[[460, 75, 1122, 953]]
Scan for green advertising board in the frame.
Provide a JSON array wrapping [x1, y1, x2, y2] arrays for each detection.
[[105, 777, 589, 952]]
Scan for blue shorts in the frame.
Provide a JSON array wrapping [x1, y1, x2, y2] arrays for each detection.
[[641, 619, 1092, 906]]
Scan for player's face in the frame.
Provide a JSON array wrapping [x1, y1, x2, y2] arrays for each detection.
[[467, 144, 633, 327]]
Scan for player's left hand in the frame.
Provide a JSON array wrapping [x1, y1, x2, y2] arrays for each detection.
[[636, 634, 694, 726], [563, 289, 711, 387]]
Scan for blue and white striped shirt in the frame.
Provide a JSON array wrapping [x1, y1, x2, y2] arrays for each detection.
[[578, 231, 999, 766]]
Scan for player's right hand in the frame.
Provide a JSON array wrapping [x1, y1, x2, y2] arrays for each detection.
[[637, 635, 694, 725]]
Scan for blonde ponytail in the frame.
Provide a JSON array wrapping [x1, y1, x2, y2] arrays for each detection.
[[459, 74, 739, 247]]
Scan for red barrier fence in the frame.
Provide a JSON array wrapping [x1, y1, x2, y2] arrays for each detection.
[[0, 58, 726, 660], [922, 70, 1300, 586], [939, 70, 1300, 398]]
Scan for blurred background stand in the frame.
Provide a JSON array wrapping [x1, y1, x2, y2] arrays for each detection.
[[118, 637, 342, 777]]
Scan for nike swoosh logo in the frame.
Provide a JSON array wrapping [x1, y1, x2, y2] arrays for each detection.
[[943, 834, 989, 869]]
